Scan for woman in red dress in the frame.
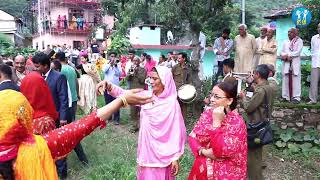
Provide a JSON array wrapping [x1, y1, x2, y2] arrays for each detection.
[[0, 89, 151, 180], [188, 82, 247, 180], [20, 72, 59, 135]]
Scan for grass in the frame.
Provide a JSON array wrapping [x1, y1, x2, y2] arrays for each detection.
[[68, 95, 320, 179], [69, 96, 195, 179]]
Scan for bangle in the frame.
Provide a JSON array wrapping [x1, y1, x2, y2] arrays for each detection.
[[119, 95, 128, 107]]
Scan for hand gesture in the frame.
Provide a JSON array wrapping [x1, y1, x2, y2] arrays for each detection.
[[96, 80, 110, 95], [171, 160, 179, 176], [239, 90, 246, 100], [123, 89, 153, 105], [212, 106, 225, 127]]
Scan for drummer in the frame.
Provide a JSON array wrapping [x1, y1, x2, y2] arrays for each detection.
[[172, 52, 192, 120]]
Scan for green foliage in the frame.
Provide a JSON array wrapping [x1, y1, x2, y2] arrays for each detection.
[[0, 33, 13, 50], [0, 0, 28, 17], [301, 63, 312, 87], [108, 34, 131, 55], [298, 0, 320, 44], [0, 46, 37, 59], [273, 126, 320, 156]]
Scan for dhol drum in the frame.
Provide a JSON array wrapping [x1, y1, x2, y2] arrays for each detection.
[[177, 84, 197, 104]]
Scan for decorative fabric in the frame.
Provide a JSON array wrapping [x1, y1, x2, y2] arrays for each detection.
[[188, 109, 247, 180], [0, 90, 57, 180], [109, 66, 186, 169], [43, 111, 105, 159], [82, 63, 101, 84], [33, 115, 56, 135], [20, 72, 58, 121], [77, 74, 97, 114], [0, 90, 106, 179]]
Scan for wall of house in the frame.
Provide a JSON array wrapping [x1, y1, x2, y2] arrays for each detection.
[[48, 6, 93, 27], [134, 48, 215, 78], [0, 10, 16, 33], [275, 17, 311, 56], [32, 33, 88, 50], [130, 27, 161, 45]]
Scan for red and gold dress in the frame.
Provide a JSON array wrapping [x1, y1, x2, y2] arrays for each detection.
[[188, 109, 247, 180], [0, 90, 106, 180]]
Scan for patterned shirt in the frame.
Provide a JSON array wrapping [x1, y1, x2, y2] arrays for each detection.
[[213, 37, 234, 62]]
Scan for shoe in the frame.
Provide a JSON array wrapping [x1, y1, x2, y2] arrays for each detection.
[[307, 101, 317, 105], [280, 98, 290, 102], [114, 121, 120, 125], [291, 99, 300, 104]]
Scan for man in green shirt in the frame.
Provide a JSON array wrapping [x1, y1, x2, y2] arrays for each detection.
[[56, 52, 88, 165], [239, 64, 275, 180], [172, 52, 192, 120]]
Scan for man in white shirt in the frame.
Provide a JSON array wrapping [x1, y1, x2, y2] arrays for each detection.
[[280, 28, 303, 104], [213, 28, 233, 84], [308, 23, 320, 104], [253, 27, 267, 68]]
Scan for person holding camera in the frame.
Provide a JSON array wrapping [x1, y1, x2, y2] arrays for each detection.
[[239, 64, 276, 180], [103, 52, 122, 125], [127, 56, 147, 132]]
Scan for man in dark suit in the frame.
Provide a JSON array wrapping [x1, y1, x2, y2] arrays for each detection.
[[32, 52, 69, 179], [0, 64, 20, 92]]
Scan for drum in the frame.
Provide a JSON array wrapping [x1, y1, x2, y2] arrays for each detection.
[[178, 84, 197, 104]]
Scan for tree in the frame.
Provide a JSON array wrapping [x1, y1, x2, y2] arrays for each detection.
[[298, 0, 320, 44], [0, 0, 28, 17]]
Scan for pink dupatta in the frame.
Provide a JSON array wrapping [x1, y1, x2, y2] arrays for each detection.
[[108, 66, 186, 167]]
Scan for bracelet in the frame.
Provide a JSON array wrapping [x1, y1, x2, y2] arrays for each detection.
[[119, 95, 128, 107]]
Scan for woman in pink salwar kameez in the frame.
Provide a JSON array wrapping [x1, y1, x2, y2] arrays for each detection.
[[188, 82, 247, 180], [99, 66, 186, 180]]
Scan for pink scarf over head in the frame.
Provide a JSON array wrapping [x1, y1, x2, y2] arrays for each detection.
[[137, 66, 186, 167]]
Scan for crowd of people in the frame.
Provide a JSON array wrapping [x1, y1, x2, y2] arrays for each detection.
[[0, 22, 319, 180]]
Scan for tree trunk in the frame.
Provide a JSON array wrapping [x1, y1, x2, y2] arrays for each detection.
[[189, 23, 203, 118]]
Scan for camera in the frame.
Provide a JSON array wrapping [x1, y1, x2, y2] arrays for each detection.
[[129, 65, 136, 75]]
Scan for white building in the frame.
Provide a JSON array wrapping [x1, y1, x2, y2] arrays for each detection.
[[129, 24, 161, 45], [0, 10, 24, 46]]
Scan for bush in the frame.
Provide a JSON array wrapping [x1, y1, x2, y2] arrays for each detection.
[[108, 34, 131, 56]]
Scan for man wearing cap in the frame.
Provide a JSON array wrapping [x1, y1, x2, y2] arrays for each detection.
[[234, 24, 257, 73], [281, 28, 303, 104], [259, 28, 278, 68], [254, 27, 268, 68]]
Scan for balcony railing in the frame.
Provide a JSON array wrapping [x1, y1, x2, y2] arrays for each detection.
[[33, 20, 101, 35], [47, 0, 101, 6]]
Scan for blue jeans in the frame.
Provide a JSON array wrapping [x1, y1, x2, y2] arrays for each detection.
[[104, 92, 120, 123]]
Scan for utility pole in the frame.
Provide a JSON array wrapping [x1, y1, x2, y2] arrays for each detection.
[[241, 0, 245, 24]]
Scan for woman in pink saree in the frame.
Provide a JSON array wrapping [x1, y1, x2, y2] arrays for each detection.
[[98, 66, 186, 179], [188, 82, 247, 180]]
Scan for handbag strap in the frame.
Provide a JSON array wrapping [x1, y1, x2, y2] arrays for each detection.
[[261, 87, 270, 120]]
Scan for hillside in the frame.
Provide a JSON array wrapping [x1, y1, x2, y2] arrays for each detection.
[[0, 0, 28, 17], [239, 0, 298, 26]]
